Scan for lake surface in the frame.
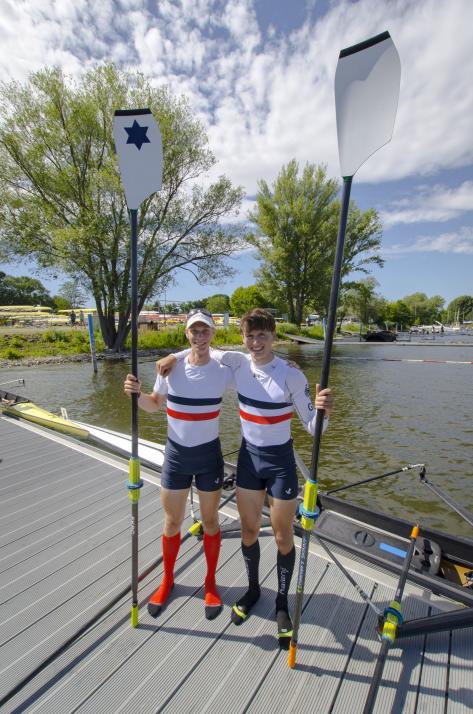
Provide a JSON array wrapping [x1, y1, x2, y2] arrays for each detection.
[[3, 338, 472, 538]]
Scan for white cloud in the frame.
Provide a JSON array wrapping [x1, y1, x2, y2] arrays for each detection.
[[384, 226, 473, 255], [0, 0, 472, 196], [382, 181, 473, 228]]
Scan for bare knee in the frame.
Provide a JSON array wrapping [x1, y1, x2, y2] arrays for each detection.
[[273, 528, 294, 554], [164, 513, 183, 536], [201, 514, 219, 535], [241, 519, 261, 545]]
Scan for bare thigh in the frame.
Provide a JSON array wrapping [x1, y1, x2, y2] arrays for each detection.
[[161, 487, 189, 536], [236, 487, 266, 546], [268, 496, 297, 554], [197, 488, 222, 535]]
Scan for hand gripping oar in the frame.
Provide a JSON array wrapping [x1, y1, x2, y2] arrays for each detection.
[[113, 109, 163, 627], [362, 525, 420, 714], [288, 31, 401, 669]]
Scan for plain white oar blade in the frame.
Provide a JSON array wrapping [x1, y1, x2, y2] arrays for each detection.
[[113, 109, 163, 210], [335, 31, 401, 178]]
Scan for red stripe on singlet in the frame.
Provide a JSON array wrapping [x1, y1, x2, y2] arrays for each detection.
[[239, 409, 293, 425], [167, 407, 220, 421]]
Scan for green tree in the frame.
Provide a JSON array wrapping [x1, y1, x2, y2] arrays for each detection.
[[0, 271, 53, 306], [384, 300, 413, 328], [58, 279, 86, 308], [342, 277, 382, 325], [52, 295, 72, 311], [230, 285, 266, 316], [447, 295, 473, 324], [205, 293, 230, 314], [0, 64, 245, 351], [249, 160, 383, 324], [178, 299, 205, 313], [402, 293, 444, 325]]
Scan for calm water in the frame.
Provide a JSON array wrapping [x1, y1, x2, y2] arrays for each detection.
[[3, 339, 473, 537]]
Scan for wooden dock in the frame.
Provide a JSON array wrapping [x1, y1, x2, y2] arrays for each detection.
[[284, 333, 473, 347], [1, 415, 472, 713]]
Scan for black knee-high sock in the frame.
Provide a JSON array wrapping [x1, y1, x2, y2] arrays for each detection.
[[231, 541, 261, 624], [242, 540, 260, 591], [275, 546, 295, 612]]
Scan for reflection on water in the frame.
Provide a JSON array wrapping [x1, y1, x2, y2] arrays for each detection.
[[3, 339, 473, 538]]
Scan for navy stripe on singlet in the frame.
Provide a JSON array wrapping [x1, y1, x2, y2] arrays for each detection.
[[237, 393, 292, 410], [167, 394, 222, 406]]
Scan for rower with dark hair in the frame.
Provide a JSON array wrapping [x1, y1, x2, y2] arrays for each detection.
[[157, 307, 333, 647]]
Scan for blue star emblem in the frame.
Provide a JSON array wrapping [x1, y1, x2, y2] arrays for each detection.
[[125, 120, 150, 150]]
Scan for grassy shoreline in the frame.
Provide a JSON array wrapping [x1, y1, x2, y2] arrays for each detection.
[[0, 322, 325, 368]]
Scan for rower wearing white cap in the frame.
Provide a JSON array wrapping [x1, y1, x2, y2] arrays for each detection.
[[124, 308, 233, 619]]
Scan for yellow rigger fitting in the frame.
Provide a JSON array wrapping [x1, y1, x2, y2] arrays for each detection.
[[128, 457, 141, 503], [131, 603, 139, 628], [382, 600, 402, 643], [188, 520, 204, 537], [300, 480, 318, 530]]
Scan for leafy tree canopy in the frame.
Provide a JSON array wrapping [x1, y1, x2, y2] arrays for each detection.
[[340, 277, 385, 326], [248, 160, 383, 324], [0, 271, 54, 307], [383, 299, 413, 328], [52, 295, 72, 311], [401, 293, 444, 325], [446, 294, 473, 323], [58, 278, 86, 308], [205, 293, 230, 314], [230, 285, 266, 317], [0, 64, 245, 350]]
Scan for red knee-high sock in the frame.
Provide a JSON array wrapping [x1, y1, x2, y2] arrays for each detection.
[[203, 530, 221, 607], [149, 532, 181, 606]]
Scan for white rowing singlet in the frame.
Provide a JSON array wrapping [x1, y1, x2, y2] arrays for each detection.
[[153, 356, 233, 447]]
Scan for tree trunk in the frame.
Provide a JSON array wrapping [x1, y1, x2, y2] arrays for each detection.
[[96, 310, 118, 350], [112, 313, 131, 352], [295, 296, 303, 325]]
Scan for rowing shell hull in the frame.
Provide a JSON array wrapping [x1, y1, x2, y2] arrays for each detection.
[[70, 420, 166, 469], [1, 402, 89, 440]]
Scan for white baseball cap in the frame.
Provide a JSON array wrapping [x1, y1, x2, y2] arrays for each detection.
[[186, 309, 215, 329]]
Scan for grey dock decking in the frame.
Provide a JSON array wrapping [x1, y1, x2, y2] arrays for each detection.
[[1, 415, 472, 713]]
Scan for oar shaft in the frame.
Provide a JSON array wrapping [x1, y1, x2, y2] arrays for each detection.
[[363, 642, 390, 714], [310, 176, 352, 481], [363, 525, 419, 714], [394, 524, 419, 602], [131, 208, 139, 458], [319, 176, 352, 391], [129, 207, 140, 627], [288, 532, 310, 667], [288, 176, 352, 669]]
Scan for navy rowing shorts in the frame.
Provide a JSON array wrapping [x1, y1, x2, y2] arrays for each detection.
[[236, 438, 298, 500], [161, 437, 224, 492]]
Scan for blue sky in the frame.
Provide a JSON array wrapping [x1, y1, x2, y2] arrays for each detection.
[[1, 0, 472, 308]]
